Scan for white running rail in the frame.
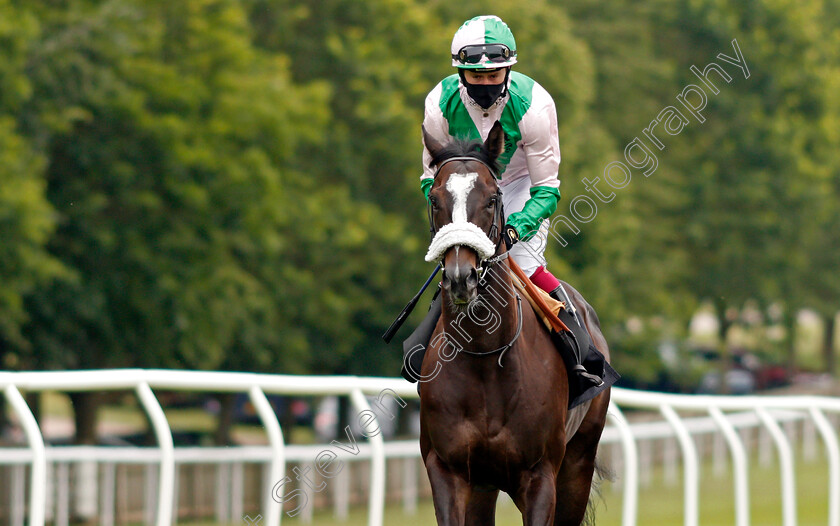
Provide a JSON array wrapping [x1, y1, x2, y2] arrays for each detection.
[[607, 387, 840, 526], [1, 370, 839, 526]]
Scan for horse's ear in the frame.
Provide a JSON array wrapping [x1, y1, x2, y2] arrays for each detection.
[[422, 125, 445, 160], [485, 121, 505, 162]]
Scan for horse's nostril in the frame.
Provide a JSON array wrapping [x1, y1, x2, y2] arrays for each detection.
[[467, 267, 478, 289], [441, 269, 451, 290]]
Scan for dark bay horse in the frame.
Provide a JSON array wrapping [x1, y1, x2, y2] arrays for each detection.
[[419, 122, 611, 526]]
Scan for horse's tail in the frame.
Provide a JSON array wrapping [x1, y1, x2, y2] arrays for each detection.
[[583, 455, 615, 526]]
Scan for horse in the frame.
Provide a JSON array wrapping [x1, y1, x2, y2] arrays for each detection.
[[418, 121, 612, 526]]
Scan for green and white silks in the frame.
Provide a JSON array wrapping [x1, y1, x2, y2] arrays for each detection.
[[421, 71, 561, 242]]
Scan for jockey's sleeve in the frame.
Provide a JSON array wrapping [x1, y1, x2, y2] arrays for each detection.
[[421, 82, 448, 202], [507, 186, 561, 241], [507, 83, 561, 240]]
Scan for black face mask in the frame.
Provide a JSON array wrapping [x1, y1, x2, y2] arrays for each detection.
[[459, 69, 508, 109]]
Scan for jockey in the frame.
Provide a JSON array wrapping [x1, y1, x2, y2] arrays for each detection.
[[404, 15, 606, 390], [421, 15, 565, 302]]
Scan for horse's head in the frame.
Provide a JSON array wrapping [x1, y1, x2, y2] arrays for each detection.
[[423, 121, 506, 305]]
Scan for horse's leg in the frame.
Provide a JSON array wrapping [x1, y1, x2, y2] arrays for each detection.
[[513, 461, 559, 526], [465, 488, 499, 526], [553, 392, 610, 526], [552, 435, 598, 525], [425, 451, 472, 526]]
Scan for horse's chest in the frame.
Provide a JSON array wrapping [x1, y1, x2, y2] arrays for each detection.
[[423, 392, 558, 474], [450, 424, 535, 460]]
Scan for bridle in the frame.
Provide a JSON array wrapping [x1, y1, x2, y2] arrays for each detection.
[[426, 156, 505, 258], [426, 155, 522, 365]]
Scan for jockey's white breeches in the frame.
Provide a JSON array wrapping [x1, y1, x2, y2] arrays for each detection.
[[502, 175, 551, 277]]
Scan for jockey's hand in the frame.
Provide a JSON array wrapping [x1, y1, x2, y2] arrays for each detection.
[[502, 224, 519, 250]]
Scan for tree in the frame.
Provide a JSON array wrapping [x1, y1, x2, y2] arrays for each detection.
[[561, 0, 698, 326], [16, 0, 330, 441], [671, 0, 835, 364], [562, 0, 840, 381], [0, 0, 64, 370]]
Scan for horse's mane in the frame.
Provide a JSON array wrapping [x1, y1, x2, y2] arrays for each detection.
[[428, 137, 501, 176]]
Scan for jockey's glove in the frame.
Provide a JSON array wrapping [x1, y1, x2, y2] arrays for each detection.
[[421, 177, 434, 203], [502, 224, 519, 250], [505, 186, 561, 241]]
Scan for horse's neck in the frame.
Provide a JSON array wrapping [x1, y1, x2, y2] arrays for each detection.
[[441, 261, 519, 352]]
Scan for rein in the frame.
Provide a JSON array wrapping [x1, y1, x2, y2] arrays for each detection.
[[458, 291, 523, 367]]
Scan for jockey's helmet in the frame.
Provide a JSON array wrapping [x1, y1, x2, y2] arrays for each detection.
[[451, 16, 517, 71]]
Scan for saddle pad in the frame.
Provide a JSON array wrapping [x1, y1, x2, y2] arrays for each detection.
[[507, 258, 571, 334]]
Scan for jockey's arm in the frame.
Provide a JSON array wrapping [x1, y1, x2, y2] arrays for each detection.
[[505, 86, 561, 241], [421, 84, 449, 202]]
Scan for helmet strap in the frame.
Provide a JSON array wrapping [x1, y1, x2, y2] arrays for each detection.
[[500, 67, 511, 98]]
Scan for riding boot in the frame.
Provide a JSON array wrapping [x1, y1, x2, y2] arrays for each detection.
[[549, 286, 604, 389]]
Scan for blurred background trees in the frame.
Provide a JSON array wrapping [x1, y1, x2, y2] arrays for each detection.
[[1, 0, 839, 439]]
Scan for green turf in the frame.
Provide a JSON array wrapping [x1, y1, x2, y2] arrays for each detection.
[[613, 453, 833, 526], [261, 452, 833, 526]]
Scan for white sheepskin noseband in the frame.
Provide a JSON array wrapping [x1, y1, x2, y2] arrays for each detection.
[[425, 221, 496, 263]]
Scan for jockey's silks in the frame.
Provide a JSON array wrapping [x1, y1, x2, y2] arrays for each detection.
[[422, 71, 561, 241]]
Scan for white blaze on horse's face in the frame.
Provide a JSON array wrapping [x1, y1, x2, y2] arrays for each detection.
[[445, 172, 479, 224], [424, 170, 495, 263]]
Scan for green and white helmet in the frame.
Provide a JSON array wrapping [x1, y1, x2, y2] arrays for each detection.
[[451, 15, 517, 70]]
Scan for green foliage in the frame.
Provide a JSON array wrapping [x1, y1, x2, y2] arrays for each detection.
[[0, 1, 65, 352], [247, 0, 443, 210], [0, 0, 837, 385], [15, 0, 334, 372]]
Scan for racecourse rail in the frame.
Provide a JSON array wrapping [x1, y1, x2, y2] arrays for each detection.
[[1, 370, 839, 526]]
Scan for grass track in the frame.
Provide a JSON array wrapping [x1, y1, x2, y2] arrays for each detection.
[[262, 452, 833, 525]]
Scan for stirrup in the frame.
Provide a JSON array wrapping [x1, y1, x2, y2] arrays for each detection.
[[572, 364, 604, 387]]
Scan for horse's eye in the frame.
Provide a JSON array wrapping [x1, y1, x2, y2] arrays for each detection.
[[430, 196, 439, 210], [486, 198, 497, 210]]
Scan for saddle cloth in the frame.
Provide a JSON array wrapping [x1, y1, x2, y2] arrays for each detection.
[[506, 257, 571, 334]]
